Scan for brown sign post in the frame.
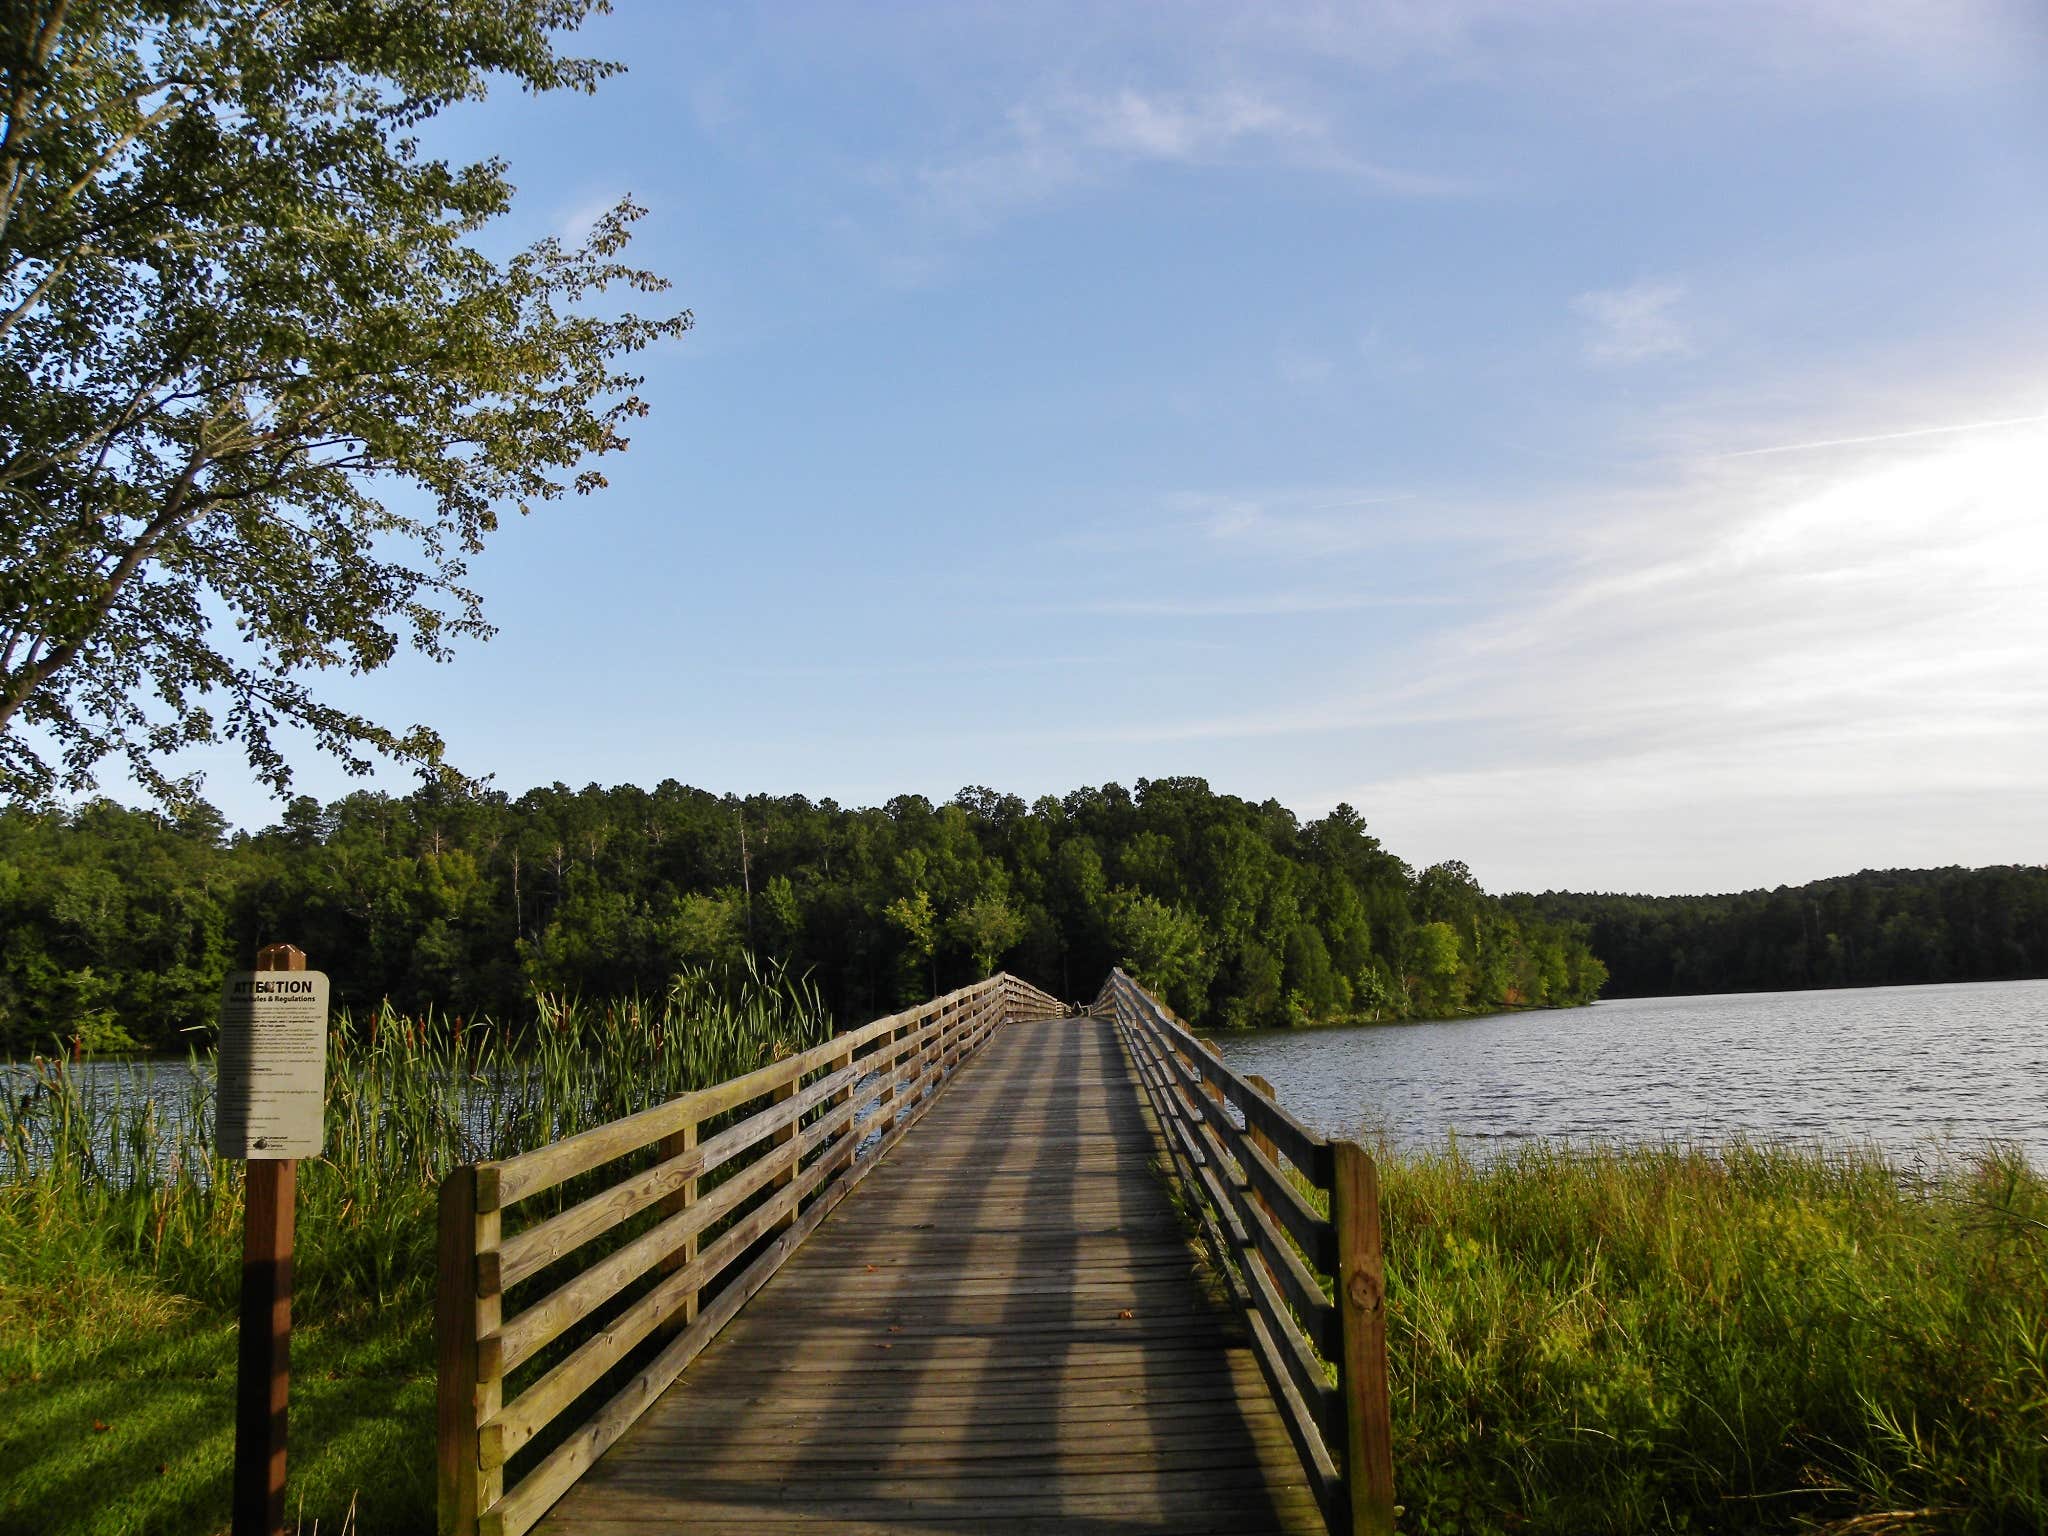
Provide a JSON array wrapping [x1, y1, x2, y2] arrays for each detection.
[[221, 942, 327, 1536]]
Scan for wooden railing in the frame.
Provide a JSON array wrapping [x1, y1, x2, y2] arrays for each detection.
[[436, 972, 1065, 1536], [1095, 968, 1396, 1536]]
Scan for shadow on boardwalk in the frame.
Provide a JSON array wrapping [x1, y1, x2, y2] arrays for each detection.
[[533, 1016, 1321, 1535]]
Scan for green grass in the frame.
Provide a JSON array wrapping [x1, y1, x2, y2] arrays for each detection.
[[0, 1194, 433, 1536], [1378, 1142, 2048, 1536]]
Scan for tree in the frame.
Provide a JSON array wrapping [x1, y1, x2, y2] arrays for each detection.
[[884, 888, 936, 1000], [948, 891, 1025, 977], [1411, 920, 1465, 1011], [1107, 886, 1212, 1020], [0, 1, 688, 803]]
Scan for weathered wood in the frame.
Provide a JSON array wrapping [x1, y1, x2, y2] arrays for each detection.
[[1105, 968, 1394, 1535], [654, 1118, 697, 1331], [482, 1130, 844, 1473], [1237, 1123, 1341, 1274], [525, 1014, 1317, 1536], [497, 1134, 801, 1373], [1113, 972, 1331, 1183], [474, 985, 1034, 1500], [446, 972, 1313, 1536], [484, 981, 1001, 1209], [437, 1167, 481, 1536], [1332, 1140, 1396, 1536], [487, 1117, 873, 1536]]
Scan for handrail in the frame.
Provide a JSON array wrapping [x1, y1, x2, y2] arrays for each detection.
[[1094, 968, 1396, 1536], [437, 971, 1065, 1536]]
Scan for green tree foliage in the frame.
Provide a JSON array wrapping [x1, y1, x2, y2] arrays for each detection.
[[1106, 887, 1212, 1019], [1509, 868, 2048, 997], [0, 778, 1615, 1052], [0, 0, 687, 802]]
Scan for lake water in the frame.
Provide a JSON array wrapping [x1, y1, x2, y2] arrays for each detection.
[[1213, 979, 2048, 1169]]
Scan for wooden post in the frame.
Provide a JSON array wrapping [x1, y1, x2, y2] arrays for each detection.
[[656, 1121, 700, 1330], [233, 942, 303, 1536], [436, 1165, 483, 1536], [1245, 1074, 1280, 1229], [435, 1161, 502, 1534], [1332, 1140, 1396, 1536], [769, 1074, 799, 1233]]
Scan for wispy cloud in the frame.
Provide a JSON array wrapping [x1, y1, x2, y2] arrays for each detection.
[[1710, 410, 2048, 458], [1573, 279, 1692, 366], [1172, 489, 1440, 556], [1054, 591, 1459, 619], [911, 85, 1458, 231]]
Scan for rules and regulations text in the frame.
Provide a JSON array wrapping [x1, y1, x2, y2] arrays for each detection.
[[216, 971, 329, 1159]]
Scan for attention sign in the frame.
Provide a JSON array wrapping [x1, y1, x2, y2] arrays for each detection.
[[216, 971, 330, 1159]]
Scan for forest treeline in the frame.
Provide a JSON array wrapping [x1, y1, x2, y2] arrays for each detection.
[[1508, 866, 2048, 998], [0, 777, 1608, 1052]]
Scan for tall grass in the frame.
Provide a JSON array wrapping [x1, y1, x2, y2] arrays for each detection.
[[0, 956, 831, 1317], [1379, 1141, 2048, 1535]]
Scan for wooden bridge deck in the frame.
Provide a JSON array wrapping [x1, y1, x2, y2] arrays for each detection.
[[531, 1016, 1325, 1535]]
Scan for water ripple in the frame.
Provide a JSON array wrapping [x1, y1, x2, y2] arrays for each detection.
[[1215, 978, 2048, 1168]]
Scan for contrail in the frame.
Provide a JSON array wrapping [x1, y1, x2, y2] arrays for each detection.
[[1714, 411, 2048, 458]]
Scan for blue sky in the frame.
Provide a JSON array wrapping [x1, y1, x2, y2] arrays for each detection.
[[171, 1, 2048, 894]]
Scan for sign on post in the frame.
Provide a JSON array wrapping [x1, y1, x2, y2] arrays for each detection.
[[216, 970, 330, 1159], [220, 943, 325, 1536]]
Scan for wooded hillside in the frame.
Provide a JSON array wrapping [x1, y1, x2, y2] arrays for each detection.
[[1509, 867, 2048, 997], [0, 777, 1606, 1051]]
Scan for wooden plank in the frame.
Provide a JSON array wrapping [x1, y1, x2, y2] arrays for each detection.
[[491, 1051, 866, 1292], [1238, 1129, 1341, 1276], [483, 995, 1017, 1485], [486, 1115, 876, 1536], [513, 1010, 1321, 1536], [482, 1100, 863, 1461], [1192, 1118, 1337, 1360], [496, 1125, 804, 1374]]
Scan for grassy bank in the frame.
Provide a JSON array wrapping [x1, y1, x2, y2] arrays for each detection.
[[3, 1016, 2042, 1534], [1379, 1143, 2047, 1535]]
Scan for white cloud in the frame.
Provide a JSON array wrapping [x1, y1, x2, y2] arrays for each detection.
[[1573, 279, 1692, 366], [912, 85, 1455, 231]]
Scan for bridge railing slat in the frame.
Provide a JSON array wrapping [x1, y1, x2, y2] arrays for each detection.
[[1094, 968, 1396, 1536], [437, 970, 1067, 1536]]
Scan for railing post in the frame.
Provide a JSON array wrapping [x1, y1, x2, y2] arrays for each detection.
[[828, 1041, 855, 1158], [656, 1119, 700, 1329], [1331, 1141, 1396, 1536], [1245, 1074, 1280, 1226], [437, 1165, 482, 1536], [769, 1074, 799, 1232]]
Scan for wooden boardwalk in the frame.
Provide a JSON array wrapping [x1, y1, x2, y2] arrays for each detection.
[[531, 1016, 1324, 1534]]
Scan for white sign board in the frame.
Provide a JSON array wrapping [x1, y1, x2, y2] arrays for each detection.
[[216, 971, 329, 1159]]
